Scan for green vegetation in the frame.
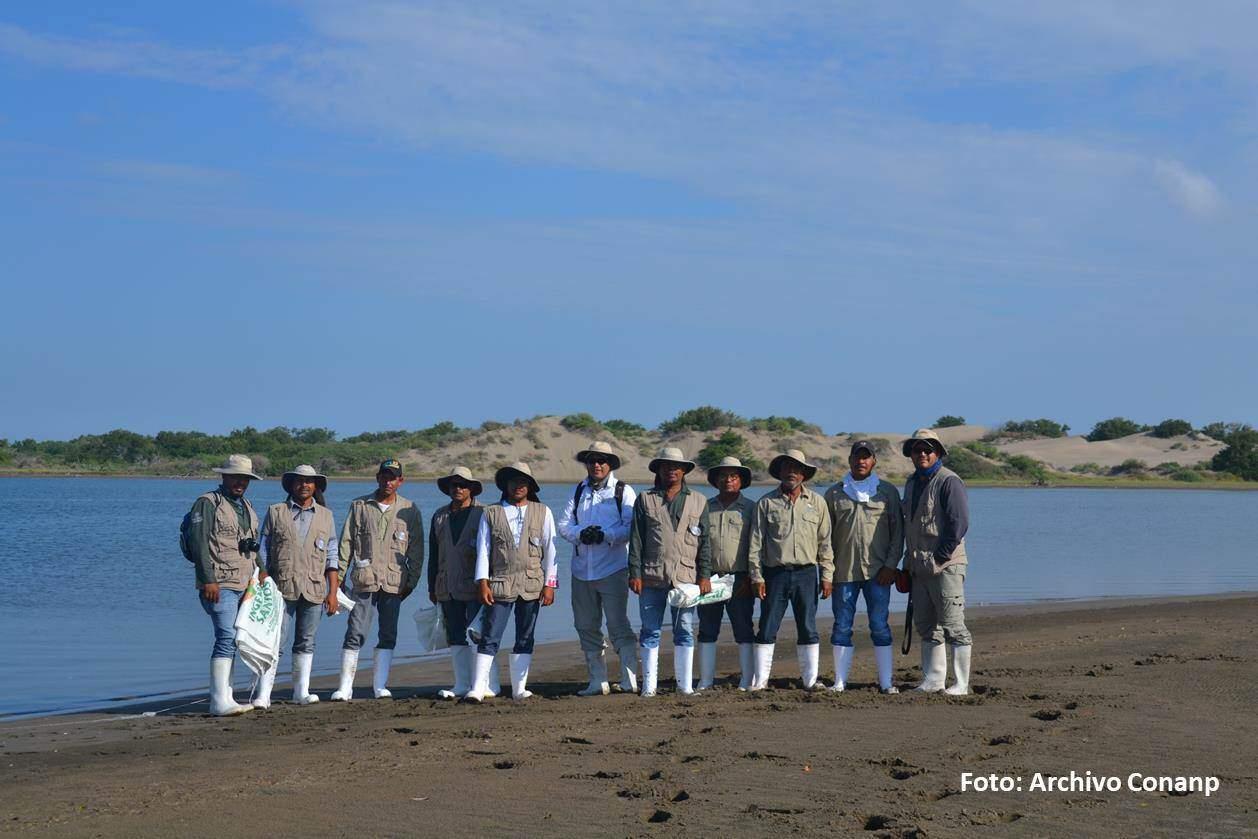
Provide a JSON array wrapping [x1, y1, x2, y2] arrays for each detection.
[[933, 415, 966, 428], [944, 446, 1008, 481], [1201, 422, 1252, 444], [695, 431, 764, 472], [1212, 427, 1258, 481], [748, 415, 822, 435], [560, 412, 601, 432], [659, 406, 746, 434], [1151, 418, 1192, 438], [1069, 462, 1104, 475], [1086, 417, 1150, 442], [602, 418, 647, 438], [1111, 459, 1148, 476], [997, 418, 1070, 439]]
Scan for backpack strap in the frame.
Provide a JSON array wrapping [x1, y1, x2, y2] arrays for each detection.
[[614, 480, 625, 518], [571, 482, 585, 526]]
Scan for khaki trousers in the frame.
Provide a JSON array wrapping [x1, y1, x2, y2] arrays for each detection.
[[911, 564, 971, 646]]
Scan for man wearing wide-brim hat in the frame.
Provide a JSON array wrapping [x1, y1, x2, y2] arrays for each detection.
[[901, 428, 973, 695], [427, 466, 487, 700], [183, 454, 263, 716], [696, 457, 757, 691], [746, 449, 834, 691], [627, 447, 713, 697], [331, 459, 425, 701], [253, 465, 340, 708], [823, 441, 904, 695], [464, 462, 559, 702], [558, 441, 639, 696]]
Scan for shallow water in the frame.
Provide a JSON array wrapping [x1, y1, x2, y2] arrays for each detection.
[[1, 477, 1254, 718]]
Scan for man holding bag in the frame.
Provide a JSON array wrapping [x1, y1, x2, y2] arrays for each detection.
[[696, 457, 756, 691]]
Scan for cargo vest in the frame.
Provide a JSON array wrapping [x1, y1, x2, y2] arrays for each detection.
[[903, 466, 968, 577], [638, 490, 706, 588], [200, 491, 259, 592], [264, 500, 335, 603], [484, 502, 546, 602], [343, 494, 421, 594], [432, 502, 484, 602], [706, 494, 754, 575]]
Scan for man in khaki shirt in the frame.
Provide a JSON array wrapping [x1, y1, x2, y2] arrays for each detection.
[[697, 457, 757, 691], [747, 449, 833, 691], [823, 440, 903, 694]]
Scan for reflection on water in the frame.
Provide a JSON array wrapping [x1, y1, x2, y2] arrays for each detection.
[[0, 477, 1254, 717]]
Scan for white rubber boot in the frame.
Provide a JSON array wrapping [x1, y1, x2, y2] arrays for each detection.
[[674, 645, 695, 695], [252, 661, 277, 709], [293, 652, 319, 704], [914, 643, 947, 693], [209, 658, 251, 716], [439, 645, 473, 700], [798, 643, 822, 690], [329, 648, 359, 701], [944, 644, 971, 695], [750, 643, 775, 692], [372, 649, 393, 698], [831, 645, 854, 692], [696, 642, 717, 691], [464, 652, 494, 703], [486, 652, 501, 697], [874, 644, 899, 694], [737, 643, 754, 691], [639, 646, 659, 697], [616, 644, 638, 693], [509, 653, 533, 700], [577, 649, 610, 696]]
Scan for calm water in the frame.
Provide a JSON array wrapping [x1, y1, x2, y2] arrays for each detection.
[[1, 477, 1254, 718]]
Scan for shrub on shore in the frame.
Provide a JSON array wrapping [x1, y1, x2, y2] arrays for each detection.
[[1151, 419, 1193, 438], [933, 415, 966, 428], [660, 406, 746, 434], [696, 431, 764, 473], [1087, 417, 1150, 442]]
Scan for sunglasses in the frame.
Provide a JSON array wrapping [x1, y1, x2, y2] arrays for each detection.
[[586, 457, 610, 466], [911, 445, 935, 455]]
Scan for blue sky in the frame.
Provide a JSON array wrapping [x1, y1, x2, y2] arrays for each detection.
[[2, 2, 1255, 440]]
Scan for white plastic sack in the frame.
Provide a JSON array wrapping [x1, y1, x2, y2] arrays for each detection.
[[234, 574, 284, 677], [413, 605, 449, 653], [466, 606, 487, 645], [667, 574, 736, 609]]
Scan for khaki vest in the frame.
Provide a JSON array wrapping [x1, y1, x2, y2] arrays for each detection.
[[903, 466, 968, 577], [265, 501, 335, 603], [638, 491, 706, 588], [432, 502, 484, 602], [201, 491, 259, 592], [484, 502, 546, 602], [706, 494, 754, 575], [344, 494, 421, 594]]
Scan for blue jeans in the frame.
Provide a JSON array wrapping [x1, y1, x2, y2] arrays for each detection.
[[755, 565, 819, 645], [477, 598, 541, 656], [697, 573, 755, 644], [200, 587, 244, 659], [638, 586, 697, 649], [283, 597, 324, 656], [441, 599, 481, 647], [830, 580, 893, 647], [342, 590, 404, 651]]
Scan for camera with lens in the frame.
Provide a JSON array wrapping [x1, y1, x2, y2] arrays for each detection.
[[239, 537, 261, 554], [579, 526, 605, 545]]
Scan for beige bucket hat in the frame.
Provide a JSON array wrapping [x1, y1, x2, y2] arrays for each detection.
[[648, 446, 696, 474], [281, 464, 327, 494], [706, 456, 752, 489], [495, 461, 541, 495], [437, 465, 483, 497], [212, 454, 262, 480], [768, 449, 817, 481], [901, 428, 948, 458], [575, 440, 622, 471]]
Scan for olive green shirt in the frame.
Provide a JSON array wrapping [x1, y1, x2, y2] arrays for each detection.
[[747, 485, 834, 583], [706, 493, 755, 575], [823, 479, 904, 583], [186, 487, 257, 587]]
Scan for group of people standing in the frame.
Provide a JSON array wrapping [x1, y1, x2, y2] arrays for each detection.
[[186, 428, 973, 715]]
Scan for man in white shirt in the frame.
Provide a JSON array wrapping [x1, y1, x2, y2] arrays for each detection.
[[464, 462, 558, 702], [557, 441, 638, 696]]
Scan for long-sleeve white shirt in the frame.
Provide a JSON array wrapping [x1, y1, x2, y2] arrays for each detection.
[[556, 474, 636, 582], [475, 500, 559, 588]]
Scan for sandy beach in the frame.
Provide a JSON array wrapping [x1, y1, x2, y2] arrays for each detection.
[[2, 594, 1255, 837]]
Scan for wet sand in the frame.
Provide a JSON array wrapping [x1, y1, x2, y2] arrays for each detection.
[[2, 594, 1256, 837]]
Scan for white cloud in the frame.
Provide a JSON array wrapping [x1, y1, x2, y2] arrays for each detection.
[[1153, 160, 1224, 217]]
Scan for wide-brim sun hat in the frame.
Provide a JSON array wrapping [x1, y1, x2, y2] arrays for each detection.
[[648, 446, 696, 474], [901, 428, 948, 458], [438, 465, 483, 497], [575, 440, 622, 471], [495, 461, 541, 495], [212, 454, 262, 480], [768, 449, 817, 481], [281, 464, 327, 494], [707, 456, 752, 489]]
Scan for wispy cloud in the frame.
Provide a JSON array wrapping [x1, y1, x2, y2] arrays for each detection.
[[1153, 160, 1224, 217]]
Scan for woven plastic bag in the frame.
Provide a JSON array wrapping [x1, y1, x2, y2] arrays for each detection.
[[234, 573, 284, 676], [667, 574, 735, 608]]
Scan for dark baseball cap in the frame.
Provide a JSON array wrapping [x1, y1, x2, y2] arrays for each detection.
[[378, 459, 403, 477], [849, 440, 877, 456]]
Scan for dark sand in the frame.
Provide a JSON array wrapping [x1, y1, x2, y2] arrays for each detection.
[[2, 595, 1256, 837]]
